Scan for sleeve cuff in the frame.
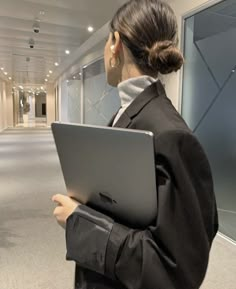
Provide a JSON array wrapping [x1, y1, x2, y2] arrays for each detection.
[[65, 205, 114, 275], [105, 223, 130, 280]]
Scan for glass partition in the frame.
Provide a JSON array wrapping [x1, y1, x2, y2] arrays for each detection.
[[60, 58, 120, 126], [83, 58, 120, 125], [182, 0, 236, 240], [67, 78, 81, 124]]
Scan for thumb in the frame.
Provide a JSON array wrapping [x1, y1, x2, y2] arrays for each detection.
[[52, 194, 67, 205]]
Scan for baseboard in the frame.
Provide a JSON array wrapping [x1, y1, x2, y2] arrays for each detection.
[[0, 126, 14, 133], [0, 127, 7, 133], [218, 232, 236, 246]]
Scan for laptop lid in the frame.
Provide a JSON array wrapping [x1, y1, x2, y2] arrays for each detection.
[[52, 122, 157, 228]]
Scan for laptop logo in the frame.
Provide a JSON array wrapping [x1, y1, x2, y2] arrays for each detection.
[[99, 192, 117, 205]]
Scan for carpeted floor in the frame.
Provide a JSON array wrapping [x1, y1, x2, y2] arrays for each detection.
[[0, 128, 74, 289], [0, 127, 235, 289]]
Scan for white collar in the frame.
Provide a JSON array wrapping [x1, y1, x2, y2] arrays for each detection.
[[117, 75, 157, 108]]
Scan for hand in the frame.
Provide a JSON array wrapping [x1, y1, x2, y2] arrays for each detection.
[[52, 194, 81, 229]]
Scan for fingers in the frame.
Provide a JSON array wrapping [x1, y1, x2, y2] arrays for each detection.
[[52, 195, 78, 230], [53, 207, 66, 229], [52, 194, 67, 205], [53, 206, 63, 217]]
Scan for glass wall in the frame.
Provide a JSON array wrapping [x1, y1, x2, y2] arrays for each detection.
[[60, 80, 69, 122], [83, 58, 120, 125], [67, 78, 81, 124], [59, 58, 120, 126], [182, 0, 236, 240]]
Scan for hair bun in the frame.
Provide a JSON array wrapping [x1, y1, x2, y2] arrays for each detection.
[[147, 40, 184, 74]]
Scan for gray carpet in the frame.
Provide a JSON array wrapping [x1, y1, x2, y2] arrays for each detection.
[[0, 128, 74, 289], [0, 128, 235, 289]]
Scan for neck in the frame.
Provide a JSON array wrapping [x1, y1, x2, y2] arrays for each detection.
[[118, 47, 145, 84], [120, 63, 143, 83]]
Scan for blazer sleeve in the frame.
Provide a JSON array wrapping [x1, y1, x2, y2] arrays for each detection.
[[65, 130, 218, 289]]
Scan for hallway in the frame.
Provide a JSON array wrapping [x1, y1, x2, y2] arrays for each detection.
[[0, 128, 74, 289], [0, 127, 236, 289]]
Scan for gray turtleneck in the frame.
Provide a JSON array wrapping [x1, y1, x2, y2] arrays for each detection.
[[112, 75, 157, 126]]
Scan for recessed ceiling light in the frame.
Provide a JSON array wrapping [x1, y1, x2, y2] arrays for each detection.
[[88, 26, 94, 32], [54, 62, 59, 66], [4, 72, 8, 75], [47, 74, 50, 77], [45, 78, 48, 82], [1, 67, 4, 71], [66, 80, 69, 83], [73, 76, 76, 79], [65, 50, 70, 55], [49, 70, 53, 74], [232, 69, 235, 73], [40, 86, 44, 90], [8, 76, 12, 80], [39, 10, 45, 15], [79, 72, 82, 75]]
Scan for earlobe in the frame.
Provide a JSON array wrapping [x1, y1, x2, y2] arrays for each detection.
[[110, 31, 121, 55]]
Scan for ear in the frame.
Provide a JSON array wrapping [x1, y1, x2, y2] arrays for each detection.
[[110, 31, 122, 55]]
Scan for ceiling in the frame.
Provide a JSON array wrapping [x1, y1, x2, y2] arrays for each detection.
[[0, 0, 127, 88]]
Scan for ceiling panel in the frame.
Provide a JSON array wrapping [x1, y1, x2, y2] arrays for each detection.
[[0, 0, 127, 87]]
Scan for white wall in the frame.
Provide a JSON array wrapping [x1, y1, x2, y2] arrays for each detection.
[[28, 94, 36, 120], [6, 83, 14, 128], [0, 80, 13, 131], [164, 0, 223, 110], [0, 81, 6, 131]]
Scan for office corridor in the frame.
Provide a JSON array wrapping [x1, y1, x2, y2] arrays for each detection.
[[0, 128, 235, 289], [0, 128, 74, 289]]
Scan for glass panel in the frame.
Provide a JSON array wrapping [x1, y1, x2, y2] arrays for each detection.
[[83, 58, 120, 125], [182, 0, 236, 240], [60, 80, 69, 122], [67, 79, 81, 124]]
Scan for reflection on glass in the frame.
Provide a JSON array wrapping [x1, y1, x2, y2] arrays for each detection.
[[182, 0, 236, 240], [67, 79, 81, 124], [83, 58, 120, 126]]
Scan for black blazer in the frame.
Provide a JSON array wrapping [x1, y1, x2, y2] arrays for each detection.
[[66, 80, 218, 289]]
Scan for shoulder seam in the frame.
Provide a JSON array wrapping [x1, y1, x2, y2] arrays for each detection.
[[154, 128, 193, 140]]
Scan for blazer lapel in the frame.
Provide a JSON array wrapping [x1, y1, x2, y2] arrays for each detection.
[[107, 108, 131, 128], [107, 112, 119, 127], [113, 80, 165, 128], [112, 111, 132, 128]]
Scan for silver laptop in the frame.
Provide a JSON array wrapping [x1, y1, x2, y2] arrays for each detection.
[[51, 122, 157, 228]]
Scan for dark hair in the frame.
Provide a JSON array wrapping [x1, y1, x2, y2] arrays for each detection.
[[110, 0, 184, 75]]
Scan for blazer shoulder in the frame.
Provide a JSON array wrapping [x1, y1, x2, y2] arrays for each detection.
[[154, 129, 212, 177], [132, 93, 191, 136], [154, 129, 201, 149]]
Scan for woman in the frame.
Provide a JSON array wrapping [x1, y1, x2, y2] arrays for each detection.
[[52, 1, 218, 288]]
